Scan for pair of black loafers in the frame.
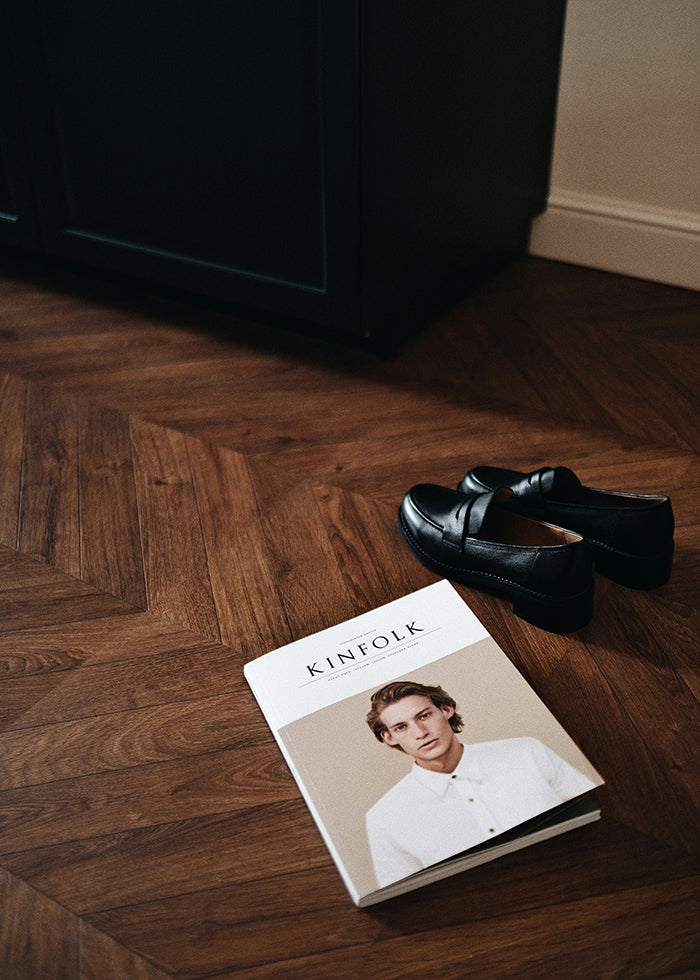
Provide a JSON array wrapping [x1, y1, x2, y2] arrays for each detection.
[[398, 465, 675, 634]]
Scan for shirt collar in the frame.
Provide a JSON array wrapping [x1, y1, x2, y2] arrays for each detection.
[[410, 744, 484, 798]]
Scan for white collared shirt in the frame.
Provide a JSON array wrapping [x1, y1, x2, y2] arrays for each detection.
[[365, 737, 596, 888]]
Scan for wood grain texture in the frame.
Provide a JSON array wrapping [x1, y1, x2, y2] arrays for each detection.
[[78, 400, 147, 607], [0, 867, 79, 980], [82, 822, 700, 979], [130, 417, 221, 639], [0, 373, 27, 550], [18, 384, 80, 576], [80, 919, 173, 980], [185, 438, 292, 653], [0, 253, 698, 977]]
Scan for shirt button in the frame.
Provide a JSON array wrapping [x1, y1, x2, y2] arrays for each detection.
[[489, 828, 495, 833], [468, 798, 474, 802]]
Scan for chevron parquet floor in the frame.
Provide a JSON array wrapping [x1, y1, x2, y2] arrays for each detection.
[[0, 254, 698, 978]]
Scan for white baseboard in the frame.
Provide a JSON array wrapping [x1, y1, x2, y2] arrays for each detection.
[[529, 190, 700, 291]]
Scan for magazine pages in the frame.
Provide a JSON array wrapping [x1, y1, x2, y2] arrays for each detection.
[[244, 580, 603, 906]]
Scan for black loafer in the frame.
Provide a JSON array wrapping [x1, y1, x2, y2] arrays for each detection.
[[398, 485, 594, 633], [459, 466, 674, 589]]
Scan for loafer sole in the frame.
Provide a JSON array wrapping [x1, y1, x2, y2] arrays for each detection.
[[584, 539, 674, 590], [398, 510, 593, 634]]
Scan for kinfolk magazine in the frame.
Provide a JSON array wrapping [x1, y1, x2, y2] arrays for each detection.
[[244, 580, 603, 906]]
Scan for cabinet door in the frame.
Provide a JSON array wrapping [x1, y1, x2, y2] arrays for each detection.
[[0, 2, 41, 249], [9, 0, 359, 333]]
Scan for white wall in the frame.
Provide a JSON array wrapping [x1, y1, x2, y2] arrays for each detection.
[[529, 0, 700, 290]]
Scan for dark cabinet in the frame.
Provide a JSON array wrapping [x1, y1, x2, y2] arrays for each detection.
[[0, 3, 41, 249], [2, 1, 566, 345]]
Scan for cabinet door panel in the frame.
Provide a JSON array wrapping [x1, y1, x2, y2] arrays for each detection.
[[12, 0, 359, 331], [0, 2, 41, 249]]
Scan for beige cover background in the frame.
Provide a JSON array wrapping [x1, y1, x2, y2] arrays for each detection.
[[279, 637, 602, 897]]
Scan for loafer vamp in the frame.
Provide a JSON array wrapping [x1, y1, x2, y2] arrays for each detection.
[[400, 486, 590, 599]]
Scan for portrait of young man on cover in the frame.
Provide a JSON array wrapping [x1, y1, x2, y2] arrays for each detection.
[[275, 639, 601, 898], [364, 679, 597, 888]]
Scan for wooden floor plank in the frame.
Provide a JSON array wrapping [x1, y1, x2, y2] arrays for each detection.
[[80, 920, 174, 980], [83, 820, 700, 978], [0, 866, 80, 980], [0, 744, 297, 854], [222, 877, 700, 980], [0, 639, 249, 732], [0, 374, 27, 551], [130, 417, 220, 639], [313, 482, 435, 606], [532, 319, 691, 448], [0, 612, 209, 678], [0, 544, 82, 593], [491, 582, 700, 855], [78, 400, 148, 607], [0, 799, 329, 914], [0, 692, 272, 790], [265, 417, 675, 506], [244, 457, 358, 641], [18, 383, 80, 577], [185, 439, 292, 654], [0, 254, 697, 977], [0, 582, 130, 637]]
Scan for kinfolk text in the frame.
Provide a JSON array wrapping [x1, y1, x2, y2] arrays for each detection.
[[305, 623, 424, 677]]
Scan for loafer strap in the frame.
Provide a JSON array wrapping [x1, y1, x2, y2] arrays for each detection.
[[442, 490, 498, 550], [510, 466, 581, 516]]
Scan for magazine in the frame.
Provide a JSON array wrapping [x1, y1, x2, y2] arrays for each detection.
[[244, 580, 603, 906]]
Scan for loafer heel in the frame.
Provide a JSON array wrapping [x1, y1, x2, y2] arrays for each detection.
[[512, 582, 594, 634], [592, 540, 674, 590]]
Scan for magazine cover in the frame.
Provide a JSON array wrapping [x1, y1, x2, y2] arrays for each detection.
[[244, 580, 603, 906]]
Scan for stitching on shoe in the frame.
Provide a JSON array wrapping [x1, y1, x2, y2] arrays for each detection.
[[585, 537, 672, 559]]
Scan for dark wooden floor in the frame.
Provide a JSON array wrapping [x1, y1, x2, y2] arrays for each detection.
[[0, 252, 698, 979]]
